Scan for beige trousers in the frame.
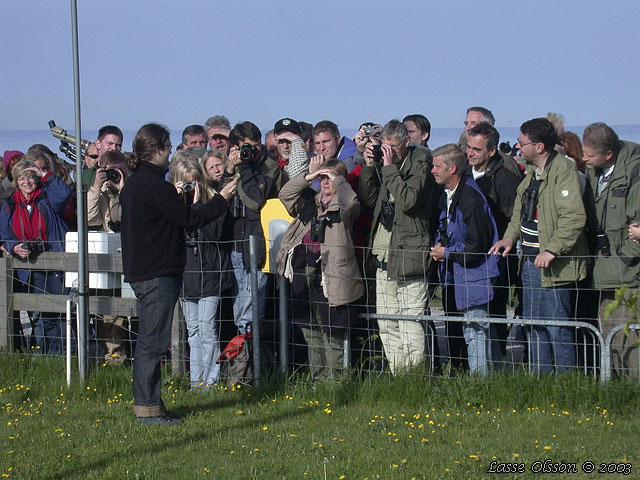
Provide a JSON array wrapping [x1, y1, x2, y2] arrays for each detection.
[[375, 268, 427, 375]]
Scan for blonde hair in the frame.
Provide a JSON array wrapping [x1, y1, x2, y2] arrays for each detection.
[[11, 159, 39, 189], [168, 153, 214, 203], [201, 150, 228, 183]]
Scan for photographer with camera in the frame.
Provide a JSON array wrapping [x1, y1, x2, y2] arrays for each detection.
[[358, 119, 435, 375], [87, 150, 127, 232], [0, 159, 71, 355], [86, 149, 129, 364], [277, 160, 363, 380], [82, 125, 123, 188], [582, 122, 640, 377], [489, 118, 588, 375], [170, 153, 236, 390], [226, 121, 287, 335]]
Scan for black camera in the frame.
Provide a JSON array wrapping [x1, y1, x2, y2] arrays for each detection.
[[595, 228, 611, 257], [107, 220, 120, 233], [310, 215, 331, 243], [499, 141, 512, 154], [372, 144, 383, 167], [521, 187, 538, 222], [240, 143, 256, 162], [379, 200, 395, 231], [182, 181, 195, 193], [185, 229, 199, 256], [438, 225, 450, 248], [232, 196, 246, 219], [105, 168, 121, 183], [23, 239, 45, 257]]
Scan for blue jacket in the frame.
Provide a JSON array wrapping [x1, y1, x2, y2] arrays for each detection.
[[0, 173, 71, 283], [436, 175, 499, 310]]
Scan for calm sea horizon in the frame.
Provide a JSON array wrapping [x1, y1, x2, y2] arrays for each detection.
[[2, 125, 640, 159]]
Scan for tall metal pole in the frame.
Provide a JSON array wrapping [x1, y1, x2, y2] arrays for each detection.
[[70, 0, 89, 382], [249, 235, 261, 387]]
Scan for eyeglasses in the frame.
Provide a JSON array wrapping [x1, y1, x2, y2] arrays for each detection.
[[517, 139, 538, 147], [86, 153, 99, 160], [17, 175, 37, 182], [383, 140, 405, 149]]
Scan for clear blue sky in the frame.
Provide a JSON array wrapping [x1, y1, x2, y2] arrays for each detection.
[[2, 0, 639, 133]]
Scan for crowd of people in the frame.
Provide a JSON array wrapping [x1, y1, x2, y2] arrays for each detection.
[[1, 107, 639, 425]]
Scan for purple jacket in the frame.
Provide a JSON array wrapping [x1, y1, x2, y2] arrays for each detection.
[[436, 176, 499, 310]]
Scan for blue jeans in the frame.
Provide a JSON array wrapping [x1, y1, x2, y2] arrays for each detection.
[[463, 304, 501, 375], [521, 258, 576, 374], [231, 250, 267, 333], [181, 296, 221, 386], [130, 275, 180, 417]]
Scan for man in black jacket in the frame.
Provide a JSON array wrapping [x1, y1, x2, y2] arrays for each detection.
[[226, 121, 287, 334], [465, 122, 522, 357]]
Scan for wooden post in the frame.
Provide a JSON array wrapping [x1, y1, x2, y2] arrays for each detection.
[[0, 257, 15, 350]]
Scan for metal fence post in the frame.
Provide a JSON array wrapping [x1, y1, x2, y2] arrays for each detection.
[[279, 275, 289, 376], [249, 235, 261, 387]]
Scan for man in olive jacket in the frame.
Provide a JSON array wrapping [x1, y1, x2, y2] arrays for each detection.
[[582, 122, 640, 377], [490, 118, 588, 374], [359, 119, 435, 375]]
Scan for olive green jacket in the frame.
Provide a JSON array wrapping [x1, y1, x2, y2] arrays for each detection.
[[503, 152, 588, 287], [358, 146, 435, 281], [585, 141, 640, 289]]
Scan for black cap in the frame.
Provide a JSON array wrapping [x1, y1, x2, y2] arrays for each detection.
[[274, 118, 301, 135]]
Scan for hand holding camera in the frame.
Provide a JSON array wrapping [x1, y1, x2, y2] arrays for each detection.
[[175, 180, 200, 204], [363, 141, 381, 167], [94, 166, 124, 191], [354, 124, 382, 153]]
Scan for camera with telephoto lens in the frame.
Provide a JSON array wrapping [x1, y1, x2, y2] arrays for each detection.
[[595, 228, 611, 257], [379, 200, 395, 231], [521, 187, 538, 222], [23, 239, 45, 257], [372, 144, 383, 167], [438, 224, 450, 248], [105, 168, 121, 183], [240, 143, 256, 162], [309, 215, 331, 243]]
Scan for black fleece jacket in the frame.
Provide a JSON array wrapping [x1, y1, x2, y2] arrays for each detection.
[[120, 160, 228, 283]]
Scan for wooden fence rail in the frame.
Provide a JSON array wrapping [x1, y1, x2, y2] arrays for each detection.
[[0, 252, 186, 374]]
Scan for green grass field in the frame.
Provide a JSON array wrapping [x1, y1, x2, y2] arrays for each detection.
[[1, 354, 638, 480]]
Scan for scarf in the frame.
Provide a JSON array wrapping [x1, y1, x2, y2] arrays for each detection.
[[10, 188, 47, 242]]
